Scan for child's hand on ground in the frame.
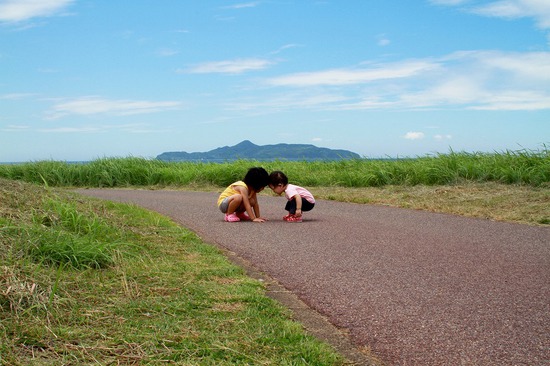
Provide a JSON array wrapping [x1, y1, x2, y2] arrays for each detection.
[[253, 217, 267, 223]]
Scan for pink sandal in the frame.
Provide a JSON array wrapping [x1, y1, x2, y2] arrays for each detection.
[[284, 214, 302, 223], [224, 213, 240, 222], [236, 211, 251, 221]]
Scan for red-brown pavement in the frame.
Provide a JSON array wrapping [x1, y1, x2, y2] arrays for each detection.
[[76, 189, 550, 366]]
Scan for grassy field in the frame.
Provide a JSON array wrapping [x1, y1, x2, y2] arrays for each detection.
[[1, 148, 549, 188], [311, 183, 549, 226], [0, 178, 348, 365], [1, 149, 548, 364], [1, 148, 547, 225]]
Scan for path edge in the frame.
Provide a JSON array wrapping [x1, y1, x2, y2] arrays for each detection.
[[214, 243, 383, 366]]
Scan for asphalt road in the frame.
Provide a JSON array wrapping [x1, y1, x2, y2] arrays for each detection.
[[76, 189, 550, 366]]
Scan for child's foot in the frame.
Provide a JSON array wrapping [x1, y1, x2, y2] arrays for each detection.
[[236, 211, 251, 221], [284, 214, 302, 223], [224, 213, 241, 222]]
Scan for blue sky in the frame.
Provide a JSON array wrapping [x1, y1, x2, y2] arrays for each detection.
[[1, 0, 549, 162]]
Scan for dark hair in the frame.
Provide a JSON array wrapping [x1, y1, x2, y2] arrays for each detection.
[[269, 170, 288, 186], [243, 167, 269, 191]]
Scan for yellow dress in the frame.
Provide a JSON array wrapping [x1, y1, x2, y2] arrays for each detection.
[[217, 181, 247, 207]]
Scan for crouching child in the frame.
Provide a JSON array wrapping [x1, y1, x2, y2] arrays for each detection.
[[268, 170, 315, 223]]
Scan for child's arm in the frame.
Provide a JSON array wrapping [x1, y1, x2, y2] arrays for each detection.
[[235, 186, 266, 222], [250, 192, 267, 222], [251, 197, 264, 222], [234, 185, 254, 217], [293, 194, 303, 217]]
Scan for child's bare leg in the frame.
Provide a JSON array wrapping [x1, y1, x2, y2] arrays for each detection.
[[241, 196, 257, 215], [226, 194, 243, 214]]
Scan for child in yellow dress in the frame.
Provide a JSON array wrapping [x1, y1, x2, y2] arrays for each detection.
[[217, 167, 269, 222]]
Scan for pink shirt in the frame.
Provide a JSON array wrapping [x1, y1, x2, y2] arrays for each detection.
[[285, 184, 315, 204]]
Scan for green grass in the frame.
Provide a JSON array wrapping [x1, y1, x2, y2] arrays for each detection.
[[310, 183, 550, 226], [1, 147, 549, 188], [1, 148, 548, 364], [0, 179, 346, 365]]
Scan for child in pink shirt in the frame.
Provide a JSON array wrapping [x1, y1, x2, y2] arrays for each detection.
[[268, 171, 315, 223]]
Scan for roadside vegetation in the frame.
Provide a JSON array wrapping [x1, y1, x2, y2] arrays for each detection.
[[1, 148, 549, 188], [1, 148, 548, 364], [0, 178, 346, 365], [1, 147, 548, 226]]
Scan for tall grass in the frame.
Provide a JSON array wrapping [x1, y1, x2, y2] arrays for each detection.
[[3, 194, 131, 269], [1, 178, 347, 364], [1, 148, 548, 188]]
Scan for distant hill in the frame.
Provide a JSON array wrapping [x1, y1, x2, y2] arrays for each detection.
[[156, 140, 361, 162]]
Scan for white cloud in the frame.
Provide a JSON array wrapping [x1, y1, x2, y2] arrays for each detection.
[[404, 132, 425, 140], [45, 97, 182, 119], [1, 124, 30, 131], [429, 0, 469, 5], [223, 2, 260, 9], [36, 123, 163, 134], [469, 90, 550, 110], [376, 34, 391, 46], [437, 51, 550, 110], [270, 43, 301, 55], [477, 51, 550, 80], [226, 92, 348, 113], [0, 93, 35, 100], [156, 48, 179, 57], [183, 58, 274, 74], [259, 50, 550, 111], [472, 0, 550, 29], [0, 0, 74, 23], [266, 60, 438, 87], [431, 0, 550, 30], [38, 126, 101, 133], [434, 134, 453, 141]]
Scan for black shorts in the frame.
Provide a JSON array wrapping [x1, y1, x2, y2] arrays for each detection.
[[285, 197, 315, 214]]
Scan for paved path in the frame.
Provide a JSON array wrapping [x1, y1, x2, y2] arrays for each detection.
[[76, 189, 549, 366]]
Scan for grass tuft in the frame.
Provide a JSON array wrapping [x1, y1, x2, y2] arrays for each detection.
[[0, 178, 347, 365]]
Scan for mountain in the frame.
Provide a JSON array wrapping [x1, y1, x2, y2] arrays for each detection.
[[156, 140, 361, 162]]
